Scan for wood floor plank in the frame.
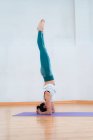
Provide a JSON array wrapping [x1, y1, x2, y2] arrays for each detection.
[[0, 104, 93, 140]]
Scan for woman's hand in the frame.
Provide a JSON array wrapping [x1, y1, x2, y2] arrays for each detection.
[[37, 109, 41, 114]]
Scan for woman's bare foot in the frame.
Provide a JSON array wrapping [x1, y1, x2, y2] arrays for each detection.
[[37, 19, 45, 31]]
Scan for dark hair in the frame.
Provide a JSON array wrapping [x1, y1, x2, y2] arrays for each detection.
[[37, 102, 47, 112]]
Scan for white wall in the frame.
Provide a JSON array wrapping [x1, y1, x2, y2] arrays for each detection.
[[0, 0, 93, 102], [75, 0, 93, 100]]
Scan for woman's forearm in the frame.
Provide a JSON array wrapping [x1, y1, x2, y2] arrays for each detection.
[[39, 110, 52, 115]]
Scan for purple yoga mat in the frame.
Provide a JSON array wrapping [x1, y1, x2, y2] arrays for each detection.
[[13, 112, 93, 117]]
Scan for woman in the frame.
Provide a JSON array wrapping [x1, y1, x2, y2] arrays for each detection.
[[36, 19, 56, 115]]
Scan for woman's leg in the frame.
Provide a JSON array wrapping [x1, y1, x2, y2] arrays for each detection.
[[37, 30, 54, 82]]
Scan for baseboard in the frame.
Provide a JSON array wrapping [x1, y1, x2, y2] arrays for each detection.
[[0, 100, 93, 106]]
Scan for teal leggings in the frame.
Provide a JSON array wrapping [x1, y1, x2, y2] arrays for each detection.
[[37, 31, 54, 82]]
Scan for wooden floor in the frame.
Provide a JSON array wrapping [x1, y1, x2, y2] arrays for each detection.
[[0, 104, 93, 140]]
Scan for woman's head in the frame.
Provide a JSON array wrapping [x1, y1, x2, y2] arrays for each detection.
[[37, 102, 47, 112]]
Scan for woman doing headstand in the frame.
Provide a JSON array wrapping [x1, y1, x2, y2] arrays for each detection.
[[36, 19, 56, 115]]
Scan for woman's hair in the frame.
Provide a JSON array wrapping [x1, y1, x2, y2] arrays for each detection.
[[37, 102, 47, 112]]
